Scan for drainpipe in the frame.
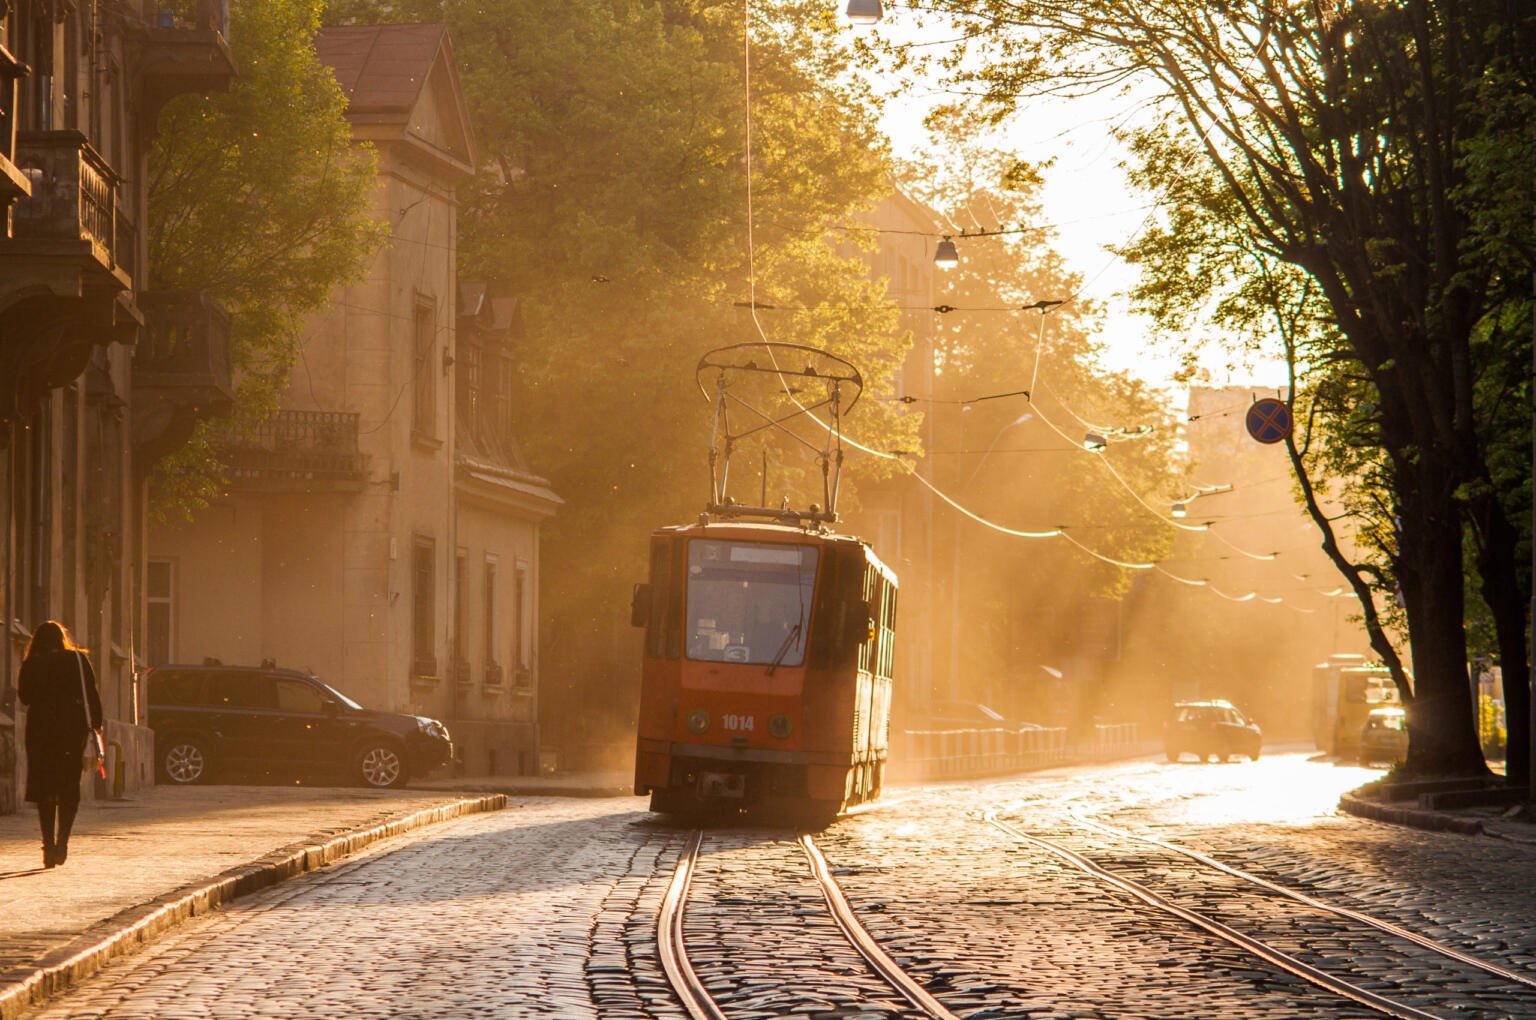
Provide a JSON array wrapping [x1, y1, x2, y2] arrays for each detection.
[[3, 428, 14, 812]]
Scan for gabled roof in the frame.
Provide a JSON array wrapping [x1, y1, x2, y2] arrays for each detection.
[[315, 23, 476, 178]]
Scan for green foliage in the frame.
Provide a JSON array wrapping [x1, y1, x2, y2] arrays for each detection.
[[903, 0, 1533, 771], [325, 0, 915, 751], [147, 0, 386, 519], [893, 133, 1180, 704]]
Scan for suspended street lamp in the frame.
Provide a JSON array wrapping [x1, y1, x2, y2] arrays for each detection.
[[933, 236, 959, 269], [845, 0, 883, 25]]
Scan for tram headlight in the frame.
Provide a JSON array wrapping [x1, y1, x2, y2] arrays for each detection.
[[769, 714, 793, 739], [686, 709, 710, 734]]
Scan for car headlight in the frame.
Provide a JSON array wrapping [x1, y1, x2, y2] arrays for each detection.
[[417, 717, 450, 741], [686, 709, 709, 734]]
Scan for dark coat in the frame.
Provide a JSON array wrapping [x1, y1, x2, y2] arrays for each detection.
[[19, 649, 103, 803]]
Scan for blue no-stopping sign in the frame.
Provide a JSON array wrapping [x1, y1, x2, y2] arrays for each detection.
[[1245, 398, 1292, 444]]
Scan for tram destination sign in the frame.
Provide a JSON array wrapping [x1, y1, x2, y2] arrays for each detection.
[[1245, 397, 1292, 445]]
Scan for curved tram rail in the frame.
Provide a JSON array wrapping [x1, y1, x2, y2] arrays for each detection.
[[657, 829, 960, 1020], [987, 809, 1536, 1020]]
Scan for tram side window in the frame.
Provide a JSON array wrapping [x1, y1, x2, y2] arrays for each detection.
[[879, 583, 897, 679], [809, 546, 866, 670], [663, 540, 685, 659], [859, 572, 895, 680], [643, 540, 677, 660], [859, 566, 894, 677]]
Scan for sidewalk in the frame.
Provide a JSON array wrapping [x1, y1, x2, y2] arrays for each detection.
[[0, 784, 508, 1020], [1339, 777, 1536, 845]]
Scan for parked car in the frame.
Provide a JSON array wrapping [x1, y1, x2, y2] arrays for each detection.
[[146, 663, 454, 788], [1163, 699, 1262, 763], [1358, 705, 1408, 766]]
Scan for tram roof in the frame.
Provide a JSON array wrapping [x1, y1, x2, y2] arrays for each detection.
[[651, 520, 897, 583]]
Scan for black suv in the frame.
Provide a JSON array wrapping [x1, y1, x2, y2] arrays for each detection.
[[146, 664, 453, 788]]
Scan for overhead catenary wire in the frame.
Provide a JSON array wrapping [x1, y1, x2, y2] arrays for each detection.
[[730, 5, 1303, 611]]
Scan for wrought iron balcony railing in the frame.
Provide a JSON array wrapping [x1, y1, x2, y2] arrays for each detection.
[[223, 409, 370, 490]]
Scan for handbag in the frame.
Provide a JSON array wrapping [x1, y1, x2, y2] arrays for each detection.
[[76, 651, 107, 778]]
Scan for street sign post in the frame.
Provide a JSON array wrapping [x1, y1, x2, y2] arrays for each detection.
[[1246, 397, 1292, 445]]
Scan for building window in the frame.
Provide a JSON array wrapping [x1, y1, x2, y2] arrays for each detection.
[[412, 536, 436, 677], [464, 342, 482, 424], [412, 299, 437, 438], [483, 557, 498, 667], [453, 548, 468, 674], [495, 352, 515, 446], [513, 562, 530, 682], [147, 559, 175, 666]]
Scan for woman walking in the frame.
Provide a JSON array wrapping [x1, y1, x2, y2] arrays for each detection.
[[18, 621, 104, 868]]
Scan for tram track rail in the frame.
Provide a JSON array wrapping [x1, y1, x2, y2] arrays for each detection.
[[1068, 809, 1536, 993], [986, 808, 1536, 1020], [656, 828, 960, 1020]]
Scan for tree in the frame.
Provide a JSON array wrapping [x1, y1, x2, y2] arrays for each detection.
[[916, 0, 1536, 776], [327, 0, 919, 764], [148, 0, 385, 518], [894, 130, 1182, 722]]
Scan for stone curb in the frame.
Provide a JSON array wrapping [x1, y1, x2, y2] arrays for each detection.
[[420, 782, 634, 799], [1337, 790, 1484, 836], [0, 793, 506, 1020]]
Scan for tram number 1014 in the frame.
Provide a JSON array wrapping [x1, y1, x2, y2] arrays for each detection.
[[722, 713, 755, 733]]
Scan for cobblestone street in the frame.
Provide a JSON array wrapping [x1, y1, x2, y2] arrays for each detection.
[[18, 753, 1536, 1019]]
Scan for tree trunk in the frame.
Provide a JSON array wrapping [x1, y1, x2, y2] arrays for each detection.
[[1471, 492, 1530, 785], [1396, 459, 1490, 776]]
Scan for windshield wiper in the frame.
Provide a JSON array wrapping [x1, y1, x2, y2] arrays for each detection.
[[765, 624, 802, 676]]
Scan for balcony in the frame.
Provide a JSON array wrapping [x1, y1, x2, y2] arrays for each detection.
[[451, 658, 472, 687], [0, 44, 30, 212], [223, 409, 371, 491], [131, 291, 235, 460], [483, 662, 505, 690], [0, 131, 129, 294], [133, 0, 237, 133]]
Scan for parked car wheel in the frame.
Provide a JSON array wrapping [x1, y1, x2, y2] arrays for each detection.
[[356, 742, 408, 788], [160, 738, 208, 785]]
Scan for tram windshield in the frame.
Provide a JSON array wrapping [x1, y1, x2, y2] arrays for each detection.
[[685, 540, 818, 666]]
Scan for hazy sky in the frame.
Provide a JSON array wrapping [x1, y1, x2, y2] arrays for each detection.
[[845, 12, 1287, 394]]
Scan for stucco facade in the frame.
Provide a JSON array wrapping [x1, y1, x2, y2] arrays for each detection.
[[1, 2, 236, 812], [150, 24, 557, 781]]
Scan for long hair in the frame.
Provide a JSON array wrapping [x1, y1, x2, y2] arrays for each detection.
[[23, 620, 87, 663]]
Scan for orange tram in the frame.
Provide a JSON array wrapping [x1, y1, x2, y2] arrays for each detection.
[[630, 519, 896, 820]]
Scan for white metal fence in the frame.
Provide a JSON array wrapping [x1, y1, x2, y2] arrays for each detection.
[[890, 722, 1143, 781]]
